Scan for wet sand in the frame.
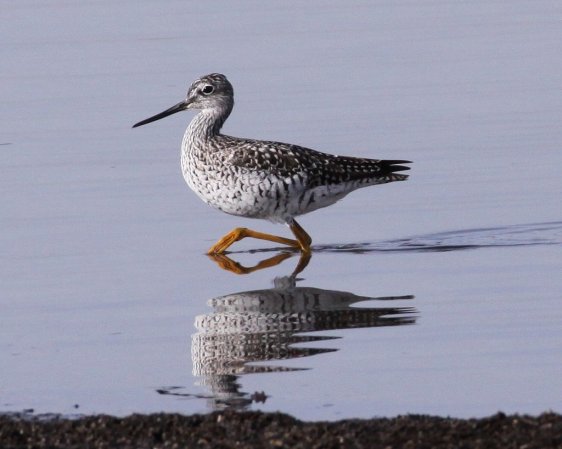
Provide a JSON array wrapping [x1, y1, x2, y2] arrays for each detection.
[[1, 410, 560, 448]]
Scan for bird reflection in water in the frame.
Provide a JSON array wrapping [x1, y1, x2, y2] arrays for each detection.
[[167, 275, 416, 411], [208, 250, 310, 276]]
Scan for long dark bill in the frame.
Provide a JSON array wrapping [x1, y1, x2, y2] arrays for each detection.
[[132, 100, 187, 128]]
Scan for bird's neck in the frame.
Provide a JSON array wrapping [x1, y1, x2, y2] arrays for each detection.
[[187, 103, 232, 141]]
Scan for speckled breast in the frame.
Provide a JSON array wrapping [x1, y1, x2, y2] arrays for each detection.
[[180, 145, 294, 222]]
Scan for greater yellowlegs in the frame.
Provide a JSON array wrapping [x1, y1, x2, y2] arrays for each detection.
[[133, 73, 411, 255]]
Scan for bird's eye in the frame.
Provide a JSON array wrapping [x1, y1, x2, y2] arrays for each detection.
[[201, 85, 214, 95]]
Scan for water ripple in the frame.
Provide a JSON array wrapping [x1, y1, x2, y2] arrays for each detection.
[[316, 221, 562, 254]]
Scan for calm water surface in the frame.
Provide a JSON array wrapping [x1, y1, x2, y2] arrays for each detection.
[[1, 1, 561, 420]]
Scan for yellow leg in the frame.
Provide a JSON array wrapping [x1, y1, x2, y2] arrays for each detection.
[[207, 219, 313, 255], [289, 219, 312, 254], [207, 227, 300, 254]]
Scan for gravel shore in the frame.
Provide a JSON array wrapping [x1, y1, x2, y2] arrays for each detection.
[[1, 410, 561, 448]]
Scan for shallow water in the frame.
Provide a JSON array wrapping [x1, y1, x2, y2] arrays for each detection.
[[1, 1, 561, 420]]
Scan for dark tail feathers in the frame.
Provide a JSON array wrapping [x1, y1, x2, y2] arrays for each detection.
[[380, 160, 412, 174]]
